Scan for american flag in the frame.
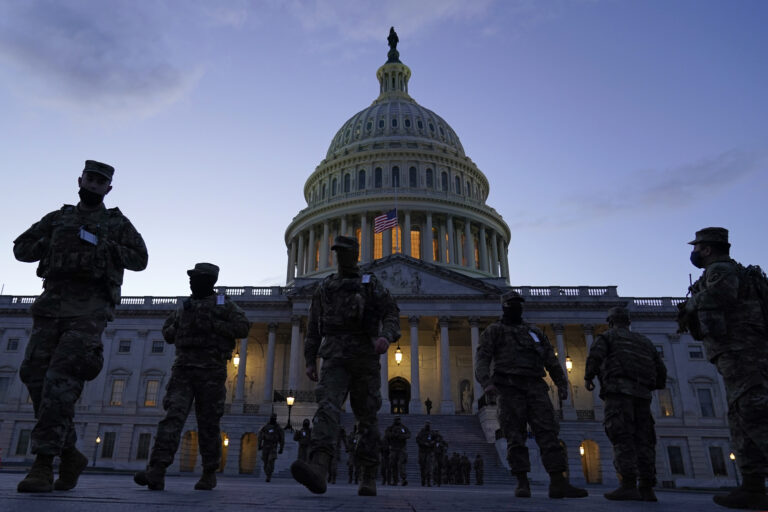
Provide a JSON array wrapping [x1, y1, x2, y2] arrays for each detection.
[[373, 209, 398, 233]]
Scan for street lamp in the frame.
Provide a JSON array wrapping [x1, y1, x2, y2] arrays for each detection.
[[730, 452, 740, 488], [285, 391, 295, 431], [394, 344, 403, 366], [92, 435, 101, 467], [223, 436, 229, 447], [232, 350, 240, 368], [579, 444, 585, 457], [565, 356, 573, 373]]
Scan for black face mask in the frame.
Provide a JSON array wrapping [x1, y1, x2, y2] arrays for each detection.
[[189, 275, 216, 299], [336, 250, 359, 275], [690, 250, 706, 269], [502, 301, 523, 325], [78, 188, 104, 208], [269, 415, 277, 425]]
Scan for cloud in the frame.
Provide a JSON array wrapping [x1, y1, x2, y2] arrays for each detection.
[[0, 0, 206, 115], [507, 148, 767, 229]]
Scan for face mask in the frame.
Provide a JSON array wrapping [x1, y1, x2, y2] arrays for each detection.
[[189, 275, 216, 298], [336, 250, 359, 274], [78, 188, 104, 208], [690, 250, 705, 269], [502, 301, 523, 325]]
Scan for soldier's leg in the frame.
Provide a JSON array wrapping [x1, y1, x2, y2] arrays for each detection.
[[602, 394, 639, 479], [497, 385, 531, 473], [633, 398, 657, 485], [193, 368, 227, 472], [348, 356, 383, 495], [20, 317, 59, 420], [148, 369, 195, 469], [310, 359, 350, 458]]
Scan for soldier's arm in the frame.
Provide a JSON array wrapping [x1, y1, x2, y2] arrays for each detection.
[[13, 211, 57, 263], [539, 330, 567, 390], [475, 325, 496, 389], [304, 287, 323, 366], [583, 334, 607, 382], [212, 300, 251, 340], [692, 262, 740, 339], [377, 284, 401, 343], [111, 215, 148, 271], [162, 310, 179, 344]]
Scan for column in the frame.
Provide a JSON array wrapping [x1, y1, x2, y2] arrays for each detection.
[[456, 225, 464, 267], [263, 323, 277, 403], [408, 316, 422, 414], [438, 221, 447, 264], [553, 324, 576, 420], [478, 225, 488, 272], [425, 213, 434, 262], [491, 232, 499, 277], [381, 349, 391, 413], [439, 316, 455, 414], [340, 216, 348, 237], [320, 221, 329, 269], [446, 215, 455, 265], [232, 336, 248, 413], [286, 239, 296, 282], [464, 218, 476, 269], [360, 214, 370, 262], [296, 233, 305, 277], [383, 223, 393, 256], [501, 241, 510, 280], [469, 317, 482, 413], [583, 324, 603, 421], [404, 211, 412, 257], [288, 316, 302, 392], [307, 227, 316, 273]]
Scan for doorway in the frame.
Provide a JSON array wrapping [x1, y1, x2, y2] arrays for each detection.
[[389, 377, 411, 414]]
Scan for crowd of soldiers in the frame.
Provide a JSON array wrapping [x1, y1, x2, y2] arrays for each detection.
[[9, 156, 768, 510]]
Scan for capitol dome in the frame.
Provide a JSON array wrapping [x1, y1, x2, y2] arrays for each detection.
[[284, 30, 511, 284]]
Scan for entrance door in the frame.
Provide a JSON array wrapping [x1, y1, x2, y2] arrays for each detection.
[[389, 377, 411, 414]]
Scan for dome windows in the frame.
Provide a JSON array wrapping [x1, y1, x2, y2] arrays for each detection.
[[344, 173, 351, 193], [409, 167, 418, 187], [417, 120, 424, 130], [332, 178, 338, 196], [392, 118, 398, 128], [378, 119, 385, 129], [392, 166, 400, 188], [426, 168, 434, 188], [366, 121, 372, 132], [455, 176, 461, 194], [404, 118, 411, 128], [441, 171, 448, 192], [358, 170, 366, 190], [429, 122, 435, 132], [375, 167, 383, 188]]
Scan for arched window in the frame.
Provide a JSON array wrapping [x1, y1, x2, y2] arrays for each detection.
[[392, 166, 400, 188], [426, 168, 433, 188], [358, 170, 366, 190], [455, 176, 461, 194], [375, 167, 383, 188], [409, 167, 417, 187], [441, 172, 448, 192], [321, 183, 326, 199], [331, 178, 337, 196], [466, 181, 471, 197], [344, 173, 351, 193]]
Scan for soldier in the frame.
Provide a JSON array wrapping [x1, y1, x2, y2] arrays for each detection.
[[294, 418, 312, 462], [474, 454, 484, 485], [380, 432, 391, 485], [424, 397, 433, 415], [678, 227, 768, 510], [433, 431, 447, 486], [475, 290, 588, 499], [461, 453, 471, 485], [291, 235, 401, 496], [585, 306, 667, 501], [347, 425, 360, 484], [134, 263, 250, 491], [416, 421, 436, 486], [258, 413, 285, 482], [385, 416, 411, 486], [328, 426, 347, 484], [14, 160, 148, 493]]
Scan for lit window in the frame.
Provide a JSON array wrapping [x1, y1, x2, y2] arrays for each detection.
[[355, 228, 362, 262], [410, 229, 421, 259], [144, 380, 159, 407], [110, 379, 125, 406], [445, 232, 450, 263], [151, 340, 164, 354], [391, 225, 402, 254], [118, 339, 131, 353], [474, 235, 480, 269], [433, 227, 439, 261], [658, 388, 674, 417], [461, 233, 467, 266], [6, 338, 20, 351]]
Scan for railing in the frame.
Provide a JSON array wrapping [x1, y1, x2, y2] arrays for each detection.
[[516, 286, 619, 299], [633, 297, 686, 308], [243, 404, 260, 415], [576, 409, 595, 421], [273, 389, 315, 403]]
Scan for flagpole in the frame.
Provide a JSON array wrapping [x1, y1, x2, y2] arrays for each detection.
[[394, 171, 399, 253]]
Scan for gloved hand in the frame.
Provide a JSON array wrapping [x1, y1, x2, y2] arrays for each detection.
[[557, 386, 568, 401], [585, 379, 595, 392]]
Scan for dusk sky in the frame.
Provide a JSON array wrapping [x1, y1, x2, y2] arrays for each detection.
[[1, 0, 766, 299]]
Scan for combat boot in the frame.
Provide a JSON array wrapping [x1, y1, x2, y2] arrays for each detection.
[[358, 464, 378, 496], [638, 478, 658, 502], [548, 471, 588, 499], [514, 472, 531, 498], [194, 467, 217, 490], [17, 454, 54, 493], [713, 473, 768, 510], [133, 464, 166, 491], [605, 474, 642, 501], [291, 451, 330, 494], [54, 447, 89, 491]]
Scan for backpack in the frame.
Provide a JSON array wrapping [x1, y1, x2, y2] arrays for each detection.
[[740, 264, 768, 325]]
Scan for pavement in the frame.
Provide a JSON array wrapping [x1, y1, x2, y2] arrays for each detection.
[[0, 471, 733, 512]]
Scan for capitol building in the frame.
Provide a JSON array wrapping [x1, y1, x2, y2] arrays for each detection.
[[0, 34, 735, 488]]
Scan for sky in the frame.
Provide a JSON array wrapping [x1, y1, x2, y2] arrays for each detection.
[[1, 0, 766, 299]]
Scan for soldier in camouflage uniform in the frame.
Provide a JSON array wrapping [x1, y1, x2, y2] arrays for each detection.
[[416, 421, 436, 486], [258, 413, 285, 482], [476, 290, 587, 499], [14, 160, 148, 493], [380, 431, 391, 485], [385, 416, 411, 486], [678, 228, 768, 510], [585, 306, 667, 501], [291, 235, 400, 496], [294, 418, 312, 462], [347, 425, 360, 484], [474, 454, 484, 485], [134, 263, 250, 491], [433, 431, 447, 486]]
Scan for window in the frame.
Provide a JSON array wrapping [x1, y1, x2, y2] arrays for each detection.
[[410, 229, 421, 259], [378, 119, 384, 129], [110, 379, 126, 406], [445, 232, 450, 263], [441, 172, 448, 192], [709, 446, 727, 476], [101, 432, 116, 458], [668, 446, 685, 474], [467, 181, 471, 197], [0, 376, 10, 402], [409, 167, 417, 187], [358, 170, 366, 190], [144, 380, 160, 407], [417, 120, 423, 130], [374, 232, 383, 260], [343, 173, 351, 193], [658, 388, 675, 417], [118, 339, 131, 353], [426, 168, 433, 188], [392, 166, 400, 188], [689, 345, 704, 359], [375, 168, 383, 188], [321, 183, 326, 199], [16, 429, 31, 455], [391, 118, 398, 128], [6, 338, 20, 351], [151, 340, 164, 354], [332, 177, 338, 195], [391, 226, 402, 254], [698, 388, 715, 417], [455, 176, 461, 194], [137, 433, 152, 460], [655, 345, 664, 358], [404, 118, 411, 128]]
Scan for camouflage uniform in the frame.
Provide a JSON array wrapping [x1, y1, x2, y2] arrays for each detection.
[[584, 313, 667, 492], [347, 427, 360, 484], [474, 454, 484, 485], [416, 423, 436, 486], [294, 420, 312, 462], [461, 454, 471, 485], [13, 161, 147, 466], [433, 432, 447, 486], [678, 228, 768, 508], [380, 435, 391, 484], [327, 426, 346, 484], [476, 321, 568, 474], [385, 417, 410, 485], [148, 267, 250, 474], [259, 416, 285, 481]]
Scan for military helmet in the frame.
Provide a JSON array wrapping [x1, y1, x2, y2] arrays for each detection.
[[499, 289, 525, 304], [688, 227, 730, 248], [187, 262, 220, 279], [331, 235, 359, 252], [606, 306, 630, 323], [303, 418, 310, 427]]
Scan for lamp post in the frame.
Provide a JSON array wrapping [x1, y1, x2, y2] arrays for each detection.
[[730, 452, 740, 488], [394, 344, 403, 366], [92, 435, 101, 467], [285, 391, 295, 431]]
